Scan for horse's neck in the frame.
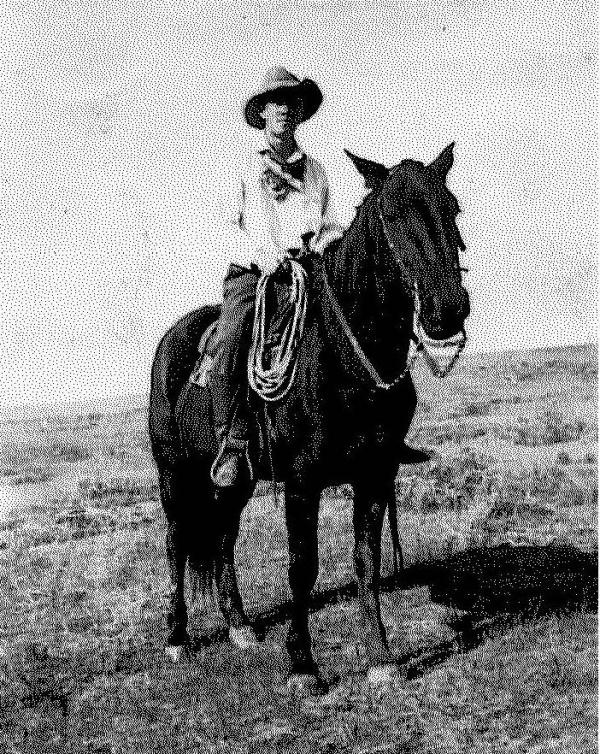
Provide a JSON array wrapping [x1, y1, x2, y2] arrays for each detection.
[[325, 198, 375, 320], [323, 196, 414, 381]]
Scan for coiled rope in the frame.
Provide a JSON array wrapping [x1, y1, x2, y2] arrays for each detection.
[[247, 260, 309, 402]]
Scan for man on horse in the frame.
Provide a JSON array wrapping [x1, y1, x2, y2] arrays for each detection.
[[211, 66, 429, 487], [210, 66, 343, 486]]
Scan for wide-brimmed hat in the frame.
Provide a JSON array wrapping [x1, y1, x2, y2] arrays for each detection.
[[244, 66, 323, 129]]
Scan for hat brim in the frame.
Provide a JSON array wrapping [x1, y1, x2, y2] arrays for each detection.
[[244, 79, 322, 129]]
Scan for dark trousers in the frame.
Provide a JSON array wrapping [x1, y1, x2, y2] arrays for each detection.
[[211, 264, 260, 436]]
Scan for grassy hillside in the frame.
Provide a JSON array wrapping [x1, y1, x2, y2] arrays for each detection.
[[0, 343, 597, 753]]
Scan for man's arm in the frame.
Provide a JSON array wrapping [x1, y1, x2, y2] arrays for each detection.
[[312, 172, 345, 255], [227, 178, 259, 265], [226, 177, 279, 272]]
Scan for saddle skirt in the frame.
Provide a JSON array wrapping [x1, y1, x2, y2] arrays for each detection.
[[188, 320, 219, 388]]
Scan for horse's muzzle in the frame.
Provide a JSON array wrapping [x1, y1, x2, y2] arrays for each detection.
[[419, 286, 470, 341]]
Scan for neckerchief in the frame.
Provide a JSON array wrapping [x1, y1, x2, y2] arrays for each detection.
[[260, 149, 306, 202]]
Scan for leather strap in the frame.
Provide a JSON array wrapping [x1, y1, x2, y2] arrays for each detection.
[[321, 275, 417, 390]]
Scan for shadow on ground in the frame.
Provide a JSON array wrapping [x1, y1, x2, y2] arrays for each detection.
[[399, 543, 598, 678], [423, 543, 597, 616], [190, 543, 598, 674]]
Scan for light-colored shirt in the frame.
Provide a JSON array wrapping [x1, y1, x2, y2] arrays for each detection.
[[228, 148, 344, 273]]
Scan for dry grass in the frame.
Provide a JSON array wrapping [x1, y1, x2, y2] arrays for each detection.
[[0, 342, 597, 753], [496, 409, 589, 447]]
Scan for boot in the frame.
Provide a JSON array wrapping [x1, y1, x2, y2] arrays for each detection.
[[210, 426, 253, 488]]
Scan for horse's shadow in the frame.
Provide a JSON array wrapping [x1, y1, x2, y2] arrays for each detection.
[[396, 542, 597, 679], [191, 543, 597, 677]]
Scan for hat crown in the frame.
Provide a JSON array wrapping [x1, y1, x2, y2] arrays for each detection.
[[261, 66, 301, 90]]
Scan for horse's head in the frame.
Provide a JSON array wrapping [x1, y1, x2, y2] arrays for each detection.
[[346, 144, 470, 341]]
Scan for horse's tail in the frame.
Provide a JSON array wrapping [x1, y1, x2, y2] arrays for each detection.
[[388, 497, 404, 583], [170, 458, 220, 607], [149, 304, 222, 606], [188, 557, 216, 607], [186, 488, 245, 606]]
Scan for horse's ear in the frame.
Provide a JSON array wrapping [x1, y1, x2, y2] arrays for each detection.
[[428, 142, 455, 181], [344, 149, 389, 190]]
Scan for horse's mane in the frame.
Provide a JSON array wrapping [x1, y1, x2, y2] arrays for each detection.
[[323, 191, 379, 303]]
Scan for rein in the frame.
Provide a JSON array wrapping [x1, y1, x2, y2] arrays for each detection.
[[321, 275, 420, 390]]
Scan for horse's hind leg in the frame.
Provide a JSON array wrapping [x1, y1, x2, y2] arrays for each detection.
[[214, 486, 260, 649], [165, 521, 189, 660], [159, 465, 190, 660]]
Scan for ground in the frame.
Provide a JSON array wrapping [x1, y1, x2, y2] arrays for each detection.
[[0, 343, 597, 753]]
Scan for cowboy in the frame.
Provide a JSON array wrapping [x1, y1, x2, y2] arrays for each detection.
[[211, 66, 429, 487], [210, 66, 344, 487]]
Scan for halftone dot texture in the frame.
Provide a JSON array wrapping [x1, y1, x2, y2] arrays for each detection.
[[0, 1, 596, 406]]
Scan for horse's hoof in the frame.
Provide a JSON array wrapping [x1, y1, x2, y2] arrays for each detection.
[[229, 625, 261, 650], [367, 663, 402, 688], [285, 673, 326, 697], [164, 645, 185, 663]]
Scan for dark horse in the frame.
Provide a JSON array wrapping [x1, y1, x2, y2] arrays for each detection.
[[149, 144, 470, 691]]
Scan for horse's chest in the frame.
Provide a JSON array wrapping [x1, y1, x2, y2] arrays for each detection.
[[334, 390, 394, 454]]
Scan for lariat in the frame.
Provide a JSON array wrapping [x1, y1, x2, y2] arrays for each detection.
[[248, 260, 309, 401]]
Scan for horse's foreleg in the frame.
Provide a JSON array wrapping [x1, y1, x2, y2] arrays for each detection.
[[214, 487, 260, 649], [285, 480, 321, 685], [353, 477, 395, 670]]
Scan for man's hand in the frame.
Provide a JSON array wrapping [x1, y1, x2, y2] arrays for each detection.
[[255, 243, 280, 275], [255, 234, 312, 275], [282, 231, 315, 262]]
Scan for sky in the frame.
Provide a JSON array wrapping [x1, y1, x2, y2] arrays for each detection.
[[0, 0, 597, 407]]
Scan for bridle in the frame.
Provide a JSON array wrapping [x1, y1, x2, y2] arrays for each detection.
[[321, 195, 467, 390], [377, 196, 467, 377]]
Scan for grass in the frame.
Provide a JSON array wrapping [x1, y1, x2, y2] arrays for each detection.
[[497, 410, 589, 447], [0, 342, 597, 753]]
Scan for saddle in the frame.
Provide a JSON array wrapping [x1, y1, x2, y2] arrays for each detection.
[[188, 256, 314, 393]]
